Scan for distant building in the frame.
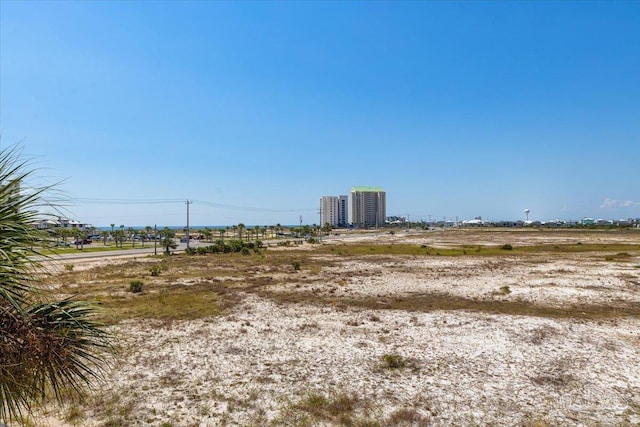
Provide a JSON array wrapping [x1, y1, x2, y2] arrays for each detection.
[[581, 217, 595, 226], [33, 216, 91, 230], [349, 186, 386, 228], [320, 195, 348, 227]]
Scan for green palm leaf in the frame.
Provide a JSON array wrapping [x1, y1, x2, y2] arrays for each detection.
[[0, 144, 113, 423]]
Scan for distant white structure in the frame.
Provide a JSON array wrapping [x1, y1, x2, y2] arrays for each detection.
[[524, 209, 531, 221], [34, 216, 91, 230], [349, 186, 386, 228], [320, 195, 348, 227]]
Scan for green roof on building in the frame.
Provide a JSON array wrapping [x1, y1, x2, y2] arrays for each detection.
[[351, 186, 384, 192]]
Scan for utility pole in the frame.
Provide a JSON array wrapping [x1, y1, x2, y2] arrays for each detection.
[[154, 224, 157, 255], [299, 215, 302, 228], [185, 200, 192, 249]]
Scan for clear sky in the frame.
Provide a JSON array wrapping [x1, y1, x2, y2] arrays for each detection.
[[1, 1, 638, 227]]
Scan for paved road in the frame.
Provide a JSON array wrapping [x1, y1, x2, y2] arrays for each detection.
[[38, 241, 205, 262], [41, 230, 420, 262]]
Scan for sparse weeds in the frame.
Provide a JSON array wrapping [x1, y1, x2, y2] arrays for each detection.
[[530, 358, 576, 389], [64, 263, 75, 271], [63, 403, 84, 424], [279, 390, 429, 426], [292, 391, 361, 423], [99, 283, 226, 324], [386, 407, 430, 425], [527, 325, 560, 345]]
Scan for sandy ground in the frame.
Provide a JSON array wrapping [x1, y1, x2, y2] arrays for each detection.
[[32, 229, 640, 426]]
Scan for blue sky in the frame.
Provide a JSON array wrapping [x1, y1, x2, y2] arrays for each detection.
[[1, 1, 638, 226]]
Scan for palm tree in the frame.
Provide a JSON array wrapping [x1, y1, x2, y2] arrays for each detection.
[[219, 228, 225, 242], [127, 227, 136, 248], [71, 227, 81, 249], [114, 229, 125, 248], [0, 145, 112, 422], [160, 227, 177, 255], [237, 223, 245, 242], [110, 223, 115, 237]]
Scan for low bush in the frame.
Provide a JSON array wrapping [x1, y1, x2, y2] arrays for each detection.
[[500, 285, 512, 295], [381, 353, 405, 369], [500, 244, 513, 250], [129, 280, 144, 293]]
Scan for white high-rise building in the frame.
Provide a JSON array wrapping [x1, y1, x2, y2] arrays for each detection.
[[349, 186, 386, 228], [320, 195, 348, 227]]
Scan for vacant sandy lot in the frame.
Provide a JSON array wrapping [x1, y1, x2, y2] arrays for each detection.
[[33, 229, 640, 427]]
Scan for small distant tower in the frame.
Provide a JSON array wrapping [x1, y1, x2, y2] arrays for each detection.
[[524, 209, 531, 221]]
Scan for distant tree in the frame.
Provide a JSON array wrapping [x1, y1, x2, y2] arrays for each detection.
[[0, 144, 112, 422], [127, 227, 136, 248], [202, 227, 212, 242], [110, 223, 115, 236], [218, 228, 225, 242], [160, 227, 177, 255], [238, 223, 246, 242], [100, 230, 109, 246], [58, 227, 70, 246], [71, 227, 81, 249], [113, 229, 125, 248], [322, 222, 333, 235]]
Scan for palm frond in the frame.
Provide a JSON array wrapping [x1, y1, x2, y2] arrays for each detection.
[[0, 143, 114, 423]]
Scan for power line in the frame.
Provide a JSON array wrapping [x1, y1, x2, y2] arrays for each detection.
[[69, 197, 316, 213]]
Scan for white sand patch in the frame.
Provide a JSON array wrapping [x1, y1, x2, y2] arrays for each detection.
[[58, 295, 640, 426]]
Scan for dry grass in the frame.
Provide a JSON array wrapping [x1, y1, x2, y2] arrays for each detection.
[[39, 229, 640, 325]]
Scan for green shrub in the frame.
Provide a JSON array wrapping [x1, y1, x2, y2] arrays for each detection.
[[64, 263, 74, 271], [150, 265, 162, 276], [500, 244, 513, 250], [241, 247, 250, 255], [185, 247, 197, 255], [292, 261, 301, 271], [129, 280, 144, 293], [381, 353, 405, 369]]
